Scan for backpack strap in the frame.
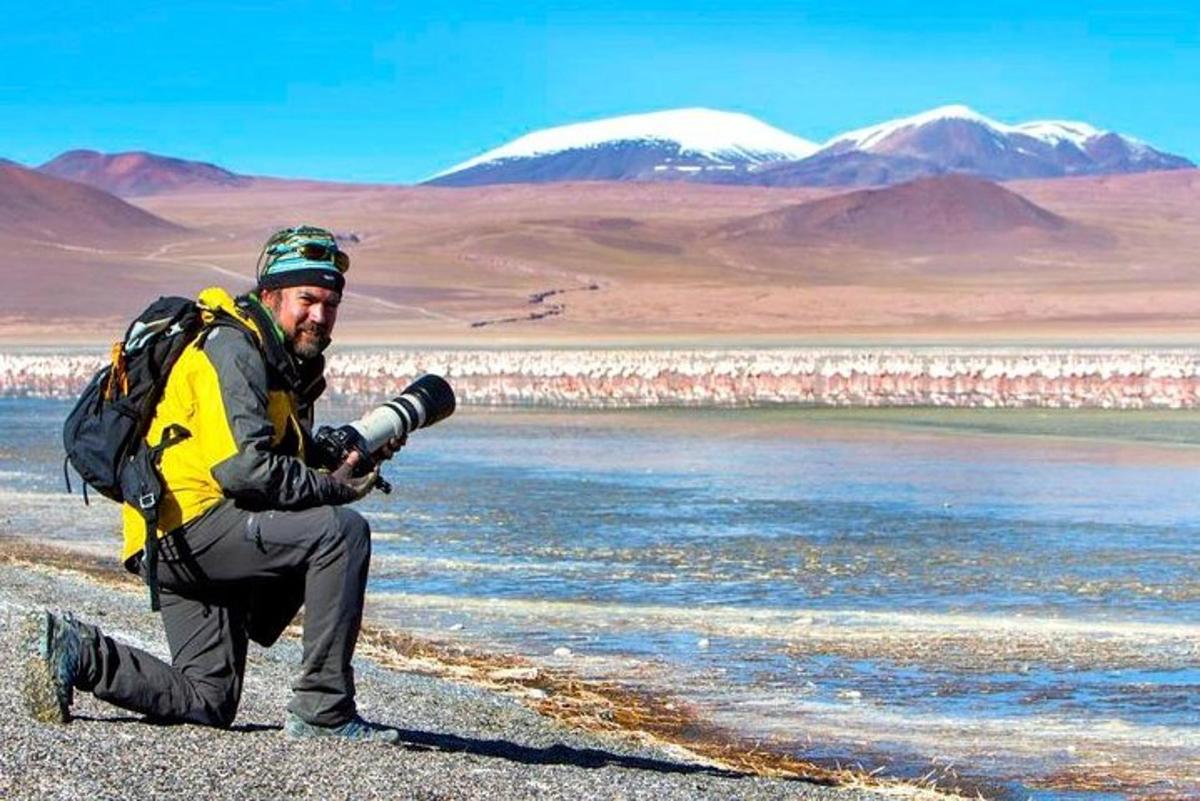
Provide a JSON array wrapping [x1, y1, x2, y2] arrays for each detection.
[[123, 423, 191, 612], [129, 308, 240, 610]]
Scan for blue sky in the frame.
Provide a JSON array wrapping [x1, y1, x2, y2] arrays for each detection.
[[1, 1, 1196, 182]]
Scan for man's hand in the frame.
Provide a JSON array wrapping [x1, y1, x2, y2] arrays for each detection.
[[329, 451, 378, 502], [376, 433, 408, 461]]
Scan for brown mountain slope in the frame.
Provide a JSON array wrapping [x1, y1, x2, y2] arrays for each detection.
[[715, 174, 1093, 249], [38, 150, 252, 197], [3, 176, 1197, 344], [0, 160, 184, 245], [1012, 167, 1200, 208]]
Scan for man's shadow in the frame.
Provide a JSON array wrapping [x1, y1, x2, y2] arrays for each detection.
[[394, 728, 745, 778], [73, 715, 746, 778], [73, 715, 283, 735]]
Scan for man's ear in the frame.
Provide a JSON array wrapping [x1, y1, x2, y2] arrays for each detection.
[[259, 288, 280, 310]]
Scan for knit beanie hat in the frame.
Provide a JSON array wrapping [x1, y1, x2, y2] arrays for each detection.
[[255, 226, 348, 294]]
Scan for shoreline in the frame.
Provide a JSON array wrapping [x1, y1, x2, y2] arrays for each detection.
[[0, 537, 964, 801]]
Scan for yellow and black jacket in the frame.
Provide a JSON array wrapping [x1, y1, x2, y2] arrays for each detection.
[[120, 286, 347, 566]]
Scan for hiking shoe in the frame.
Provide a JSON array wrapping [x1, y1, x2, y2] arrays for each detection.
[[22, 610, 83, 724], [284, 712, 402, 744]]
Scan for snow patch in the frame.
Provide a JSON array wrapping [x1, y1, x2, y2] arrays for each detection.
[[822, 105, 1017, 151], [1015, 120, 1106, 147]]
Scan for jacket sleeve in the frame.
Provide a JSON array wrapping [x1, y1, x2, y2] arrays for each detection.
[[202, 328, 353, 508]]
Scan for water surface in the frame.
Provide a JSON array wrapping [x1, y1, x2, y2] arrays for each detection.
[[3, 399, 1197, 799]]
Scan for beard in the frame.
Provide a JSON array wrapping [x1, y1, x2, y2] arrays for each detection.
[[288, 323, 331, 360]]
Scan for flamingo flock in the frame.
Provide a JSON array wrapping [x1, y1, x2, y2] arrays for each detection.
[[2, 348, 1198, 408]]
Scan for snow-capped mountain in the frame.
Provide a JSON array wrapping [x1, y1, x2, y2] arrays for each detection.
[[425, 108, 819, 186], [426, 105, 1191, 188], [785, 105, 1192, 185]]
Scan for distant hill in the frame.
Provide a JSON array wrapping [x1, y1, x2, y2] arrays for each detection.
[[0, 160, 183, 244], [716, 174, 1085, 249], [38, 149, 253, 196], [0, 173, 1197, 342]]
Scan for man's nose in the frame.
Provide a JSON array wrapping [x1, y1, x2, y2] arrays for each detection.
[[308, 303, 328, 325]]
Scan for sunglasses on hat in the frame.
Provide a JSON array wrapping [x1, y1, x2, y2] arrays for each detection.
[[291, 241, 350, 273]]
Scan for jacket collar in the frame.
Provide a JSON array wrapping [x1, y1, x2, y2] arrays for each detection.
[[195, 286, 326, 403]]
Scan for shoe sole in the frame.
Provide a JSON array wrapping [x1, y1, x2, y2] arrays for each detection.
[[21, 611, 69, 724]]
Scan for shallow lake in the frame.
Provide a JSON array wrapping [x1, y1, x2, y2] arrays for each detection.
[[3, 399, 1197, 799]]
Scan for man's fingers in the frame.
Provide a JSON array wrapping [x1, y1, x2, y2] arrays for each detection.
[[331, 449, 363, 481], [348, 469, 379, 500], [378, 435, 407, 460]]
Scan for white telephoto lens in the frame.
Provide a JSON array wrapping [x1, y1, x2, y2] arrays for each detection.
[[350, 402, 414, 454], [396, 392, 428, 428]]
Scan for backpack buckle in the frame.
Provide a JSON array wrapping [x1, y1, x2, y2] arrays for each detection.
[[138, 491, 157, 510]]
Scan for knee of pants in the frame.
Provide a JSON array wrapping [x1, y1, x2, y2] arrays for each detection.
[[184, 676, 242, 729], [202, 695, 240, 729], [331, 506, 371, 558]]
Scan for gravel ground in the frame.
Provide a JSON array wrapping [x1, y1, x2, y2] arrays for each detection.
[[0, 561, 908, 801]]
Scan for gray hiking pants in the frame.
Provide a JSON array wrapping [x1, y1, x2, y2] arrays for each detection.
[[74, 500, 371, 728]]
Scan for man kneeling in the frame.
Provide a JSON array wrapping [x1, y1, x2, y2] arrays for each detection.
[[25, 226, 402, 742]]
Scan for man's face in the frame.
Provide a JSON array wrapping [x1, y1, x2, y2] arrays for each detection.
[[260, 285, 341, 359]]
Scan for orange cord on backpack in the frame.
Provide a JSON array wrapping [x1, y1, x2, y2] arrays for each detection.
[[106, 341, 129, 400]]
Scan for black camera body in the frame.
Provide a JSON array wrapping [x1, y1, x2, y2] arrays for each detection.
[[312, 424, 373, 471]]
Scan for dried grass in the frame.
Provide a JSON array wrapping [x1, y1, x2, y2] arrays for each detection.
[[1041, 766, 1199, 801]]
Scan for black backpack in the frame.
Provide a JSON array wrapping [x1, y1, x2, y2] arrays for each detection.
[[63, 296, 207, 610]]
